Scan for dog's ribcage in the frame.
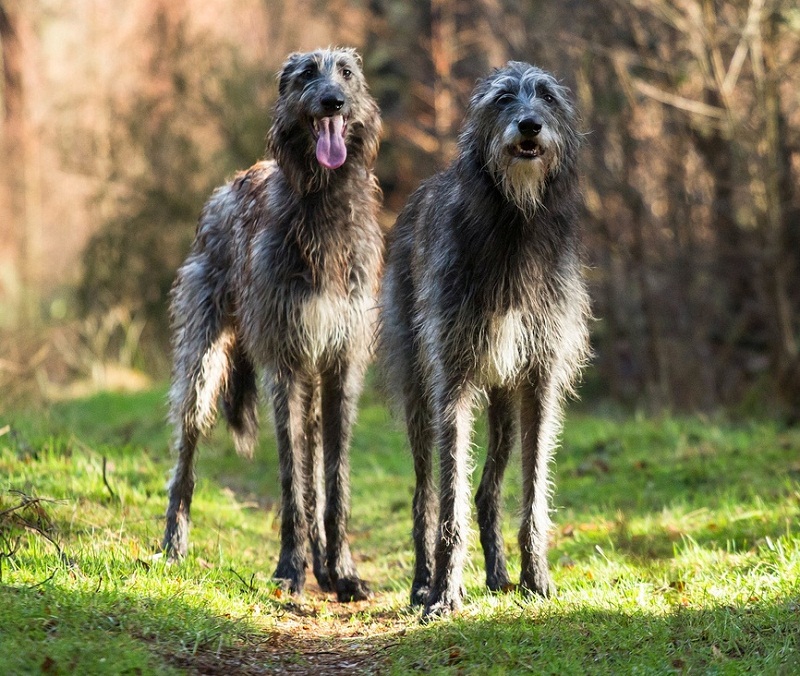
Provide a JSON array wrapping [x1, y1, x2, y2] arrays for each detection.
[[410, 180, 587, 388], [222, 164, 380, 371], [297, 291, 374, 366], [418, 286, 578, 390]]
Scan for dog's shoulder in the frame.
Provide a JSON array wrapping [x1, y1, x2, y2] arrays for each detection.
[[395, 166, 461, 230], [231, 160, 278, 194]]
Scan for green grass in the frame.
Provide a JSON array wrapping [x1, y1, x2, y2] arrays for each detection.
[[1, 386, 799, 674]]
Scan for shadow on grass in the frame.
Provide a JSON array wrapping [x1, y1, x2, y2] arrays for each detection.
[[5, 388, 800, 673], [389, 595, 800, 674], [1, 581, 252, 674], [1, 572, 401, 675]]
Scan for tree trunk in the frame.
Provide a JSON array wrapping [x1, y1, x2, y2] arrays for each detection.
[[430, 0, 456, 163], [757, 10, 799, 413], [0, 2, 29, 324]]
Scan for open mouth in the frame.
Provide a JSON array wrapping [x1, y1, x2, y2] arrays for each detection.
[[309, 114, 349, 170], [509, 139, 542, 159], [309, 115, 349, 140]]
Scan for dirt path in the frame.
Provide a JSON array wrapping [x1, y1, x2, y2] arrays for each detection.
[[161, 589, 407, 675]]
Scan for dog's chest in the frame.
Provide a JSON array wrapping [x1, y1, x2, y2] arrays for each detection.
[[479, 308, 534, 386], [298, 289, 370, 365], [242, 223, 377, 366]]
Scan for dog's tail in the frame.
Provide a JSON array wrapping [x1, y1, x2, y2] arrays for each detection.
[[169, 183, 259, 457], [220, 343, 259, 458]]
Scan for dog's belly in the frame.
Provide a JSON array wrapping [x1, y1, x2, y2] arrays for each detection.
[[479, 309, 533, 387]]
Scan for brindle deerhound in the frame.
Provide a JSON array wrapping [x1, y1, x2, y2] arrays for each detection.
[[163, 48, 382, 602], [380, 62, 591, 617]]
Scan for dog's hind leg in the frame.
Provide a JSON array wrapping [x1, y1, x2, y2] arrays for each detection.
[[425, 379, 476, 618], [407, 389, 436, 606], [271, 371, 311, 594], [518, 373, 561, 598], [163, 423, 200, 560], [321, 362, 373, 602], [163, 249, 236, 560], [303, 376, 332, 591], [163, 326, 236, 560], [475, 387, 518, 592]]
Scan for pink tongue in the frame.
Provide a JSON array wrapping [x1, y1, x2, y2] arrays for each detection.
[[315, 115, 347, 169]]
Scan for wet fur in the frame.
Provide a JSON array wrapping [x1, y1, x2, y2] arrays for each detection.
[[163, 49, 382, 603], [379, 62, 591, 617]]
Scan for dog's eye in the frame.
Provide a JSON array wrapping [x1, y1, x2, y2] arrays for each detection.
[[300, 68, 316, 80], [342, 68, 352, 80], [537, 87, 556, 103], [495, 92, 515, 105]]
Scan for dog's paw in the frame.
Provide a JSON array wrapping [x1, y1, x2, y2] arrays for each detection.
[[486, 571, 513, 593], [519, 568, 554, 599], [273, 561, 306, 595], [410, 583, 430, 607], [314, 568, 334, 593], [150, 551, 179, 567], [163, 548, 184, 564], [161, 529, 188, 562], [335, 577, 373, 602], [272, 575, 305, 595], [422, 585, 464, 621]]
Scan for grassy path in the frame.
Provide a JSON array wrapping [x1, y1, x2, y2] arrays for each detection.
[[1, 386, 799, 673]]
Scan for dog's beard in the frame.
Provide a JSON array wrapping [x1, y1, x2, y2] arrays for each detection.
[[487, 124, 562, 217], [495, 156, 547, 217]]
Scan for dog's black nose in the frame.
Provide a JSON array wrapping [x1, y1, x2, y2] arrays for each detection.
[[321, 94, 345, 113], [518, 117, 542, 136]]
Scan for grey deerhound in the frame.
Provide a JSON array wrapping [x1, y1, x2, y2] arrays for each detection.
[[163, 48, 382, 602], [379, 62, 591, 617]]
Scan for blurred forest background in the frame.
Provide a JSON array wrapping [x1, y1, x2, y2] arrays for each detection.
[[0, 0, 798, 416]]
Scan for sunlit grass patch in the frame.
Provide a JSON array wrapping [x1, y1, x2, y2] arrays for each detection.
[[1, 387, 799, 673]]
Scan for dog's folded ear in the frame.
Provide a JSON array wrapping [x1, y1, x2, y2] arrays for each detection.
[[277, 52, 305, 96], [352, 49, 363, 69]]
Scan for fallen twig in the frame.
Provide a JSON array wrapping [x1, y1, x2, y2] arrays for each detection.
[[27, 568, 58, 589], [229, 567, 258, 593], [0, 490, 72, 587], [102, 456, 118, 501]]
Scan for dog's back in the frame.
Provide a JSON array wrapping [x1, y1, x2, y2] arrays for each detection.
[[167, 161, 273, 458]]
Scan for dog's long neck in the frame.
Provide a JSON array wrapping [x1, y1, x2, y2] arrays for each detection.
[[263, 134, 380, 295], [457, 150, 579, 249], [450, 150, 582, 310]]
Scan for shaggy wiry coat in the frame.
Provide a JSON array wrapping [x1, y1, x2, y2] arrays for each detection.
[[163, 48, 382, 602], [379, 62, 591, 617]]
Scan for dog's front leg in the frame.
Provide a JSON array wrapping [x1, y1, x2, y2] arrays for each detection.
[[321, 362, 372, 602], [475, 387, 518, 592], [518, 375, 560, 598], [425, 378, 475, 618], [271, 371, 310, 594], [302, 378, 332, 591], [406, 391, 436, 606]]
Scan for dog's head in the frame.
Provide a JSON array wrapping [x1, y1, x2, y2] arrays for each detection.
[[460, 62, 579, 215], [268, 48, 381, 179]]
